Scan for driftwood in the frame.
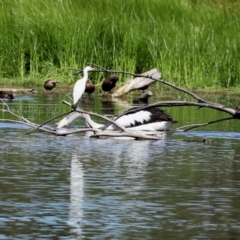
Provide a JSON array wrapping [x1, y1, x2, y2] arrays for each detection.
[[0, 100, 165, 140], [112, 68, 160, 97], [0, 88, 35, 93]]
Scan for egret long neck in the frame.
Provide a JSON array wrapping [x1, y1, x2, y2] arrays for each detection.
[[83, 69, 89, 82]]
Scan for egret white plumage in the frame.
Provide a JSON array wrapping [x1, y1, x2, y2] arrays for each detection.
[[56, 107, 177, 131], [72, 66, 96, 108]]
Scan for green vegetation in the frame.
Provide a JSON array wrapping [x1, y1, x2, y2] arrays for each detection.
[[1, 0, 240, 89]]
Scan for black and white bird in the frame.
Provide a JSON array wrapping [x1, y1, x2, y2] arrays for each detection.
[[72, 66, 96, 107], [56, 106, 177, 131]]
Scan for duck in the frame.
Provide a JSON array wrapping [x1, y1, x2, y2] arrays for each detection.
[[72, 66, 96, 108], [202, 138, 213, 144], [101, 75, 118, 93], [43, 79, 59, 90], [0, 90, 14, 99], [56, 106, 177, 131], [133, 91, 153, 105], [85, 81, 95, 98]]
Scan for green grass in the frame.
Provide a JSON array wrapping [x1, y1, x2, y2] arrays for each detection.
[[1, 0, 240, 89]]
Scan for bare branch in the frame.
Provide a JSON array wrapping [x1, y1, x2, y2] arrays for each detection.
[[176, 117, 234, 132], [26, 110, 74, 135], [62, 100, 127, 132], [116, 101, 237, 118], [85, 64, 210, 103]]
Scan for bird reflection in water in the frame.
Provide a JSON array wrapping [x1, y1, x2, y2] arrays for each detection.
[[112, 135, 168, 174], [68, 151, 84, 237]]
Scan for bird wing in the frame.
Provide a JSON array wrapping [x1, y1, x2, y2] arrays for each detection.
[[114, 108, 176, 128], [116, 110, 152, 127], [73, 80, 85, 104]]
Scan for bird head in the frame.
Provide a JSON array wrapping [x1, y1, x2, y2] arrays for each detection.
[[84, 66, 96, 72], [109, 75, 118, 83]]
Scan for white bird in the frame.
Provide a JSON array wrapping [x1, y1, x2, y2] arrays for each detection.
[[56, 107, 177, 131], [72, 66, 96, 107]]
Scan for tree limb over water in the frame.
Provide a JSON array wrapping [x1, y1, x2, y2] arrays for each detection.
[[1, 65, 240, 139]]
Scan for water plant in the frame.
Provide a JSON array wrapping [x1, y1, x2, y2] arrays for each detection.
[[0, 0, 240, 89]]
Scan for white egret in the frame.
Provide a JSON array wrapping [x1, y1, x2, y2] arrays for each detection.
[[56, 107, 177, 131], [72, 66, 96, 107]]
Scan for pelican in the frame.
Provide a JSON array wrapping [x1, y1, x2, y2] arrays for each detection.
[[43, 79, 59, 90], [56, 107, 177, 131], [72, 66, 96, 107], [101, 75, 118, 93]]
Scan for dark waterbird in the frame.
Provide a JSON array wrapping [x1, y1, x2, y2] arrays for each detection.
[[0, 90, 14, 99], [101, 75, 118, 93], [43, 79, 59, 90], [133, 91, 153, 104], [85, 81, 95, 98]]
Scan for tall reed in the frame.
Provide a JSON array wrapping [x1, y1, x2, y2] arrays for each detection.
[[0, 0, 240, 89]]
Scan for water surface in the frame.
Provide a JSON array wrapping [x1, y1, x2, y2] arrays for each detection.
[[1, 92, 240, 239]]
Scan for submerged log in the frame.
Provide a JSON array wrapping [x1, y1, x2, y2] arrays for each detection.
[[112, 68, 161, 97], [0, 88, 35, 93]]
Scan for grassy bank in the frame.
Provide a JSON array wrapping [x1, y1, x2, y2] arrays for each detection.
[[0, 0, 240, 90]]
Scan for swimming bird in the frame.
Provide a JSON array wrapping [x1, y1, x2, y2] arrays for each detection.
[[85, 81, 95, 98], [43, 79, 59, 90], [72, 66, 96, 107], [0, 90, 14, 99], [133, 91, 153, 105], [101, 75, 118, 93], [56, 107, 177, 131]]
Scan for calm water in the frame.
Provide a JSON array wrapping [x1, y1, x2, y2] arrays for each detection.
[[1, 92, 240, 239]]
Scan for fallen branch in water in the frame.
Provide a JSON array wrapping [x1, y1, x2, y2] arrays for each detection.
[[1, 65, 240, 138], [176, 117, 234, 132], [25, 110, 74, 135], [78, 64, 240, 131], [61, 100, 166, 139], [0, 100, 168, 139]]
